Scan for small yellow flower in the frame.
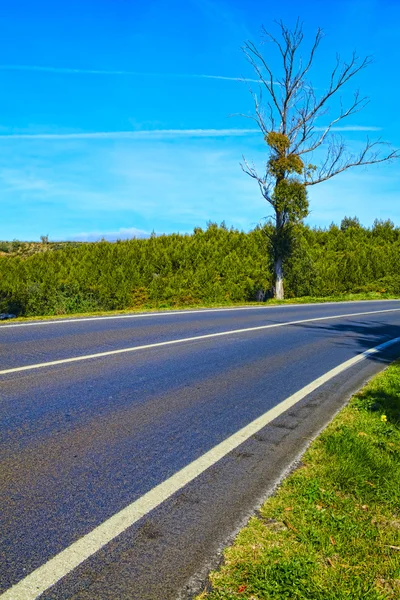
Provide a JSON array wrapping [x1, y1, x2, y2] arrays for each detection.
[[381, 414, 387, 423]]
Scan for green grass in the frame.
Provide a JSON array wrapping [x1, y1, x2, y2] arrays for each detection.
[[1, 291, 399, 324], [197, 362, 400, 600], [265, 291, 399, 305]]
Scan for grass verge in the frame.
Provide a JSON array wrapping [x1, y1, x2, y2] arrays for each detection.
[[197, 361, 400, 600], [1, 292, 399, 324]]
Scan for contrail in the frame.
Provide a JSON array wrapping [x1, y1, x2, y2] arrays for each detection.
[[0, 129, 260, 140], [0, 64, 259, 82], [0, 126, 381, 141]]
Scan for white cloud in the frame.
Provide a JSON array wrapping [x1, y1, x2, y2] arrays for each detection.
[[0, 65, 134, 75], [70, 227, 149, 242], [0, 168, 55, 192], [0, 129, 259, 140], [0, 126, 382, 141], [1, 125, 396, 241], [0, 64, 260, 82]]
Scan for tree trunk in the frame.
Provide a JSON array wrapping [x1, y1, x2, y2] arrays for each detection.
[[273, 256, 284, 299], [273, 208, 285, 300]]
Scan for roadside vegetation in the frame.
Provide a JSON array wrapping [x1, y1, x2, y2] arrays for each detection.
[[1, 218, 399, 318], [0, 238, 83, 257], [3, 293, 400, 324], [197, 361, 400, 600]]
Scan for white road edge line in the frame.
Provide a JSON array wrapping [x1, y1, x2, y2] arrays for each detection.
[[2, 307, 400, 376], [2, 335, 400, 600], [1, 299, 399, 328]]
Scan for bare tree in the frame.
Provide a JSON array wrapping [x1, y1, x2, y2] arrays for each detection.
[[240, 20, 399, 299]]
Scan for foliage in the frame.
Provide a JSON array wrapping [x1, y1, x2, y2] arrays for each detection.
[[241, 22, 399, 298], [266, 132, 305, 179], [340, 216, 361, 231], [0, 218, 399, 317]]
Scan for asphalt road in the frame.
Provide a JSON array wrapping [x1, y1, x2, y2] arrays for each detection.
[[1, 300, 400, 599]]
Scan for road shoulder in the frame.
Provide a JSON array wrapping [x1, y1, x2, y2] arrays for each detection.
[[196, 360, 400, 600]]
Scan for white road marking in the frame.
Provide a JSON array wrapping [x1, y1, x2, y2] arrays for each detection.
[[1, 335, 399, 600], [1, 299, 399, 328], [1, 307, 400, 376]]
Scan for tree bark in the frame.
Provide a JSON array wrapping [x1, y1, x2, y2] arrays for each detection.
[[273, 256, 284, 299]]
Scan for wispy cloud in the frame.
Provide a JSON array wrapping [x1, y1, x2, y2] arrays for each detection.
[[0, 129, 260, 140], [0, 64, 260, 82], [0, 126, 382, 141], [197, 74, 259, 83], [0, 126, 397, 241], [71, 227, 149, 242], [0, 65, 133, 75]]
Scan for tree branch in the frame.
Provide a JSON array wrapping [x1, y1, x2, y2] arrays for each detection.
[[295, 90, 369, 155], [288, 52, 372, 142], [305, 139, 400, 186], [240, 156, 274, 204], [242, 40, 283, 122]]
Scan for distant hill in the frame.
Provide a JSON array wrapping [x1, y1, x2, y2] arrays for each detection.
[[0, 240, 86, 258]]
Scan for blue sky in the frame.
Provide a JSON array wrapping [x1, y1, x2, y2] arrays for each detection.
[[0, 0, 399, 241]]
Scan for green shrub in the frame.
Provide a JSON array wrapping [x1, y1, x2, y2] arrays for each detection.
[[0, 220, 399, 316]]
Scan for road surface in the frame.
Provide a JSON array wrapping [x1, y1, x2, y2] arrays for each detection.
[[1, 300, 400, 599]]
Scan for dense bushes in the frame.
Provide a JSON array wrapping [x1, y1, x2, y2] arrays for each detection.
[[0, 219, 399, 316]]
